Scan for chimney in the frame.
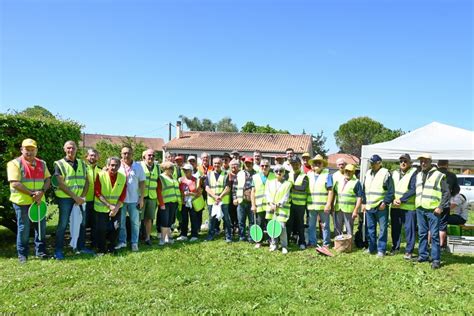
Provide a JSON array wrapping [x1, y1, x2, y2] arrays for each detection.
[[176, 121, 182, 138]]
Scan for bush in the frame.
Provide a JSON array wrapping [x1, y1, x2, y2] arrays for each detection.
[[0, 113, 82, 233]]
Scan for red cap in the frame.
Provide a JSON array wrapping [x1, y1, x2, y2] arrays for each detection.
[[244, 156, 254, 163], [175, 155, 184, 161]]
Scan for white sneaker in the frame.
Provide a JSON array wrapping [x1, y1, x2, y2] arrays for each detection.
[[159, 239, 165, 246], [177, 236, 188, 241], [131, 244, 139, 252], [254, 243, 261, 249], [282, 248, 288, 254], [114, 242, 126, 250], [269, 244, 277, 252], [299, 244, 306, 250], [166, 238, 174, 244], [189, 237, 198, 242]]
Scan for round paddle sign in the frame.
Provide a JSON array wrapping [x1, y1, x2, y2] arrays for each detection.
[[266, 219, 282, 239], [51, 176, 59, 188], [28, 201, 47, 222], [249, 224, 263, 242]]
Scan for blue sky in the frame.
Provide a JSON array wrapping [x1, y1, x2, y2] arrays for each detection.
[[1, 0, 472, 152]]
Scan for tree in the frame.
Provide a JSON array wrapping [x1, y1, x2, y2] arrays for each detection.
[[311, 130, 328, 157], [179, 115, 216, 131], [240, 121, 289, 134], [334, 117, 404, 158], [18, 105, 56, 120], [94, 137, 149, 167], [215, 117, 238, 132]]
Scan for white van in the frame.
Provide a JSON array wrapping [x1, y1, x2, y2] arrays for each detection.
[[457, 175, 474, 211]]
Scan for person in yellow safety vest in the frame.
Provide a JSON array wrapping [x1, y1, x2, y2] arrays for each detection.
[[173, 155, 184, 180], [415, 154, 450, 270], [177, 164, 206, 242], [333, 164, 363, 238], [361, 154, 394, 257], [233, 156, 257, 242], [205, 157, 232, 242], [116, 146, 145, 252], [140, 149, 160, 246], [332, 157, 347, 213], [287, 156, 308, 250], [7, 138, 51, 263], [390, 154, 418, 259], [265, 164, 292, 254], [158, 161, 182, 245], [53, 140, 90, 260], [251, 159, 275, 248], [306, 154, 334, 248], [94, 157, 127, 255], [85, 148, 101, 249], [253, 150, 262, 172]]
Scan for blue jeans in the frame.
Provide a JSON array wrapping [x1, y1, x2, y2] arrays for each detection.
[[237, 202, 254, 239], [416, 208, 440, 262], [307, 211, 318, 246], [366, 208, 388, 253], [208, 204, 231, 240], [391, 208, 417, 254], [55, 198, 86, 252], [316, 211, 331, 247], [119, 202, 140, 245], [13, 203, 47, 257]]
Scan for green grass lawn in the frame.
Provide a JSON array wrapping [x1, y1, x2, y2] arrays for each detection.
[[1, 209, 473, 314]]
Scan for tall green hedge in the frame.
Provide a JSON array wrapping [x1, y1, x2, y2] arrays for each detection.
[[0, 113, 82, 232]]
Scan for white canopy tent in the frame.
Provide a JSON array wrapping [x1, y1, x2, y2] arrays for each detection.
[[360, 122, 474, 180]]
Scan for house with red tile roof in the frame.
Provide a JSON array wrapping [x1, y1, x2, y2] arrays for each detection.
[[81, 133, 164, 151]]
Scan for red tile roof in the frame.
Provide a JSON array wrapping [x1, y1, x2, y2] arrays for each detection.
[[164, 131, 312, 154], [327, 153, 360, 168], [81, 133, 164, 151]]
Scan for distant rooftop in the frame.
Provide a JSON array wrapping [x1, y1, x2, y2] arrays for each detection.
[[81, 133, 164, 151]]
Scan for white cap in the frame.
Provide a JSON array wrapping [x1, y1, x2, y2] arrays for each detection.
[[187, 155, 196, 161]]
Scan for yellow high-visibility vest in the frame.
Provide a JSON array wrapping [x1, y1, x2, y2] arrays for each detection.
[[94, 171, 126, 213], [364, 168, 389, 209], [307, 169, 330, 211], [393, 167, 417, 211], [415, 167, 445, 210], [54, 158, 87, 198]]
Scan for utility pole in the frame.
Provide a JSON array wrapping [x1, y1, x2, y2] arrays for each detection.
[[169, 122, 172, 141]]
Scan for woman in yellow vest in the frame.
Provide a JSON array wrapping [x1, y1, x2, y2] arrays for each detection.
[[7, 138, 51, 263], [390, 154, 418, 259], [265, 165, 292, 254], [158, 161, 182, 245]]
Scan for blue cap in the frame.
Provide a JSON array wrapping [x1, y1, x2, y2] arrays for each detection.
[[369, 154, 382, 163]]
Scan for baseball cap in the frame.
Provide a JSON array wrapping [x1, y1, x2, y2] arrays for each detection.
[[344, 164, 356, 172], [175, 155, 184, 161], [230, 159, 240, 166], [222, 152, 231, 159], [182, 163, 193, 171], [289, 156, 301, 164], [231, 150, 240, 155], [399, 154, 411, 161], [22, 138, 37, 148], [417, 153, 432, 160], [369, 154, 382, 163], [244, 156, 254, 163], [273, 164, 286, 172], [187, 155, 196, 162]]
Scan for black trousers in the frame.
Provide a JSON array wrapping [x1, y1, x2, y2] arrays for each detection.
[[287, 204, 306, 245], [95, 210, 121, 254]]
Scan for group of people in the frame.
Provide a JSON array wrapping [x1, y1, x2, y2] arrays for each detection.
[[8, 139, 467, 269]]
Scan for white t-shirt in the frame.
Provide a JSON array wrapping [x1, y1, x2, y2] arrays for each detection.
[[119, 161, 146, 203], [451, 194, 468, 221]]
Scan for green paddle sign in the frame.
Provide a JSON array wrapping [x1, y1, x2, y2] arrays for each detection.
[[266, 219, 282, 239], [249, 224, 263, 242], [28, 201, 47, 222]]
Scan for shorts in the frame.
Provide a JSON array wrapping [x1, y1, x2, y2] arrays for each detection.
[[439, 207, 450, 232], [140, 198, 157, 220]]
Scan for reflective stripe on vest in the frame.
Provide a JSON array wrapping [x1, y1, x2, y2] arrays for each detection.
[[415, 168, 445, 209], [9, 158, 46, 205], [288, 172, 307, 206], [393, 168, 416, 211], [86, 164, 101, 202], [94, 171, 126, 213], [265, 179, 292, 222], [141, 161, 159, 199], [337, 176, 359, 213], [253, 172, 275, 213], [54, 159, 87, 198], [307, 169, 330, 211], [364, 168, 389, 209], [160, 174, 181, 204], [207, 171, 230, 205]]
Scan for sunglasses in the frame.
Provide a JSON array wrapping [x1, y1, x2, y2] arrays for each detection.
[[399, 160, 409, 164], [260, 165, 270, 168], [275, 170, 285, 174]]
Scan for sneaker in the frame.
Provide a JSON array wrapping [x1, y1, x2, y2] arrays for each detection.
[[96, 252, 105, 257], [115, 242, 126, 250], [54, 251, 65, 260], [282, 248, 288, 255], [36, 253, 50, 260], [254, 243, 261, 249], [239, 237, 246, 242], [145, 239, 152, 246], [389, 249, 399, 256], [415, 257, 429, 263], [166, 238, 174, 244], [177, 236, 188, 241], [377, 251, 385, 258], [79, 248, 95, 255], [269, 244, 277, 252], [158, 239, 165, 246], [205, 236, 213, 242], [404, 253, 413, 260], [299, 244, 306, 250], [131, 244, 139, 252], [19, 256, 27, 264], [190, 237, 199, 242], [225, 238, 232, 243], [431, 261, 441, 269]]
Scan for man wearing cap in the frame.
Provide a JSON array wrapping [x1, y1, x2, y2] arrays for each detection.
[[205, 157, 232, 242], [265, 164, 293, 254], [228, 159, 240, 235], [253, 151, 262, 172], [415, 154, 450, 269], [84, 148, 101, 248], [306, 154, 334, 248], [287, 156, 309, 249], [362, 154, 394, 257], [437, 159, 458, 250], [54, 140, 90, 259], [301, 153, 312, 174], [233, 156, 257, 241], [251, 159, 275, 248], [7, 139, 51, 263], [333, 164, 363, 237], [140, 149, 160, 245], [274, 155, 286, 167], [173, 155, 185, 180], [390, 154, 417, 258]]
